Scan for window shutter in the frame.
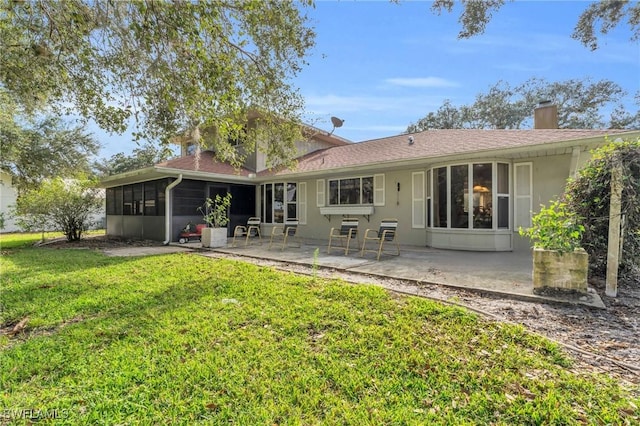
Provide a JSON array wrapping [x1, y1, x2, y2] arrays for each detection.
[[412, 171, 425, 228], [373, 174, 385, 206], [514, 163, 532, 229], [316, 179, 325, 207], [298, 182, 307, 224]]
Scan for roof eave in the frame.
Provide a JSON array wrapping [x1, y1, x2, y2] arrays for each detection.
[[262, 131, 640, 179]]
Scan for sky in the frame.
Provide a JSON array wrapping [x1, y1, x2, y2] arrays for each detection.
[[96, 0, 640, 157]]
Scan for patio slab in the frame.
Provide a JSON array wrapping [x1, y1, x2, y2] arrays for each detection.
[[204, 238, 605, 309]]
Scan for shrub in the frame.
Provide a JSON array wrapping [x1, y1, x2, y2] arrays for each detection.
[[198, 193, 232, 228], [564, 138, 640, 280], [13, 177, 103, 241], [519, 200, 585, 253]]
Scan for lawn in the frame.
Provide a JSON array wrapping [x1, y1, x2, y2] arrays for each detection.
[[1, 233, 638, 424]]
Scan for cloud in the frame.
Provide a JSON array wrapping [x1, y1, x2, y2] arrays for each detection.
[[385, 77, 460, 88]]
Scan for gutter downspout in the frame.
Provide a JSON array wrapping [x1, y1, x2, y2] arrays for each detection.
[[163, 174, 183, 245]]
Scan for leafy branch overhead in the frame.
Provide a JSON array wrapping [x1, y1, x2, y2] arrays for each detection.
[[430, 0, 640, 50], [0, 0, 315, 164]]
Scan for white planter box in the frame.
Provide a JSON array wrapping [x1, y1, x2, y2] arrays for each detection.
[[201, 227, 228, 248], [533, 248, 588, 293]]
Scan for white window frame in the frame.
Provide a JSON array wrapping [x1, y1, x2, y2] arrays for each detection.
[[428, 161, 512, 230], [327, 175, 375, 206], [262, 182, 300, 224]]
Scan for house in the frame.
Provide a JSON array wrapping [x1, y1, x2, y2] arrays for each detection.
[[100, 104, 640, 252], [0, 171, 20, 232]]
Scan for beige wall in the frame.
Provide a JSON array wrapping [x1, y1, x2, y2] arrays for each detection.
[[285, 151, 587, 252]]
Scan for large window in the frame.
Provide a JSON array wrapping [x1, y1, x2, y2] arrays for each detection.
[[429, 163, 509, 230], [328, 176, 373, 205], [261, 182, 297, 224]]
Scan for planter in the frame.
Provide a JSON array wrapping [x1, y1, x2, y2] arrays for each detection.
[[201, 227, 228, 248], [532, 247, 588, 293]]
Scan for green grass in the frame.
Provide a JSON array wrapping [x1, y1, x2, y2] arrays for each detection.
[[1, 233, 638, 424]]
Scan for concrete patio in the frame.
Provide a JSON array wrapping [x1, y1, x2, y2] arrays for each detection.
[[205, 237, 605, 309], [101, 236, 604, 308]]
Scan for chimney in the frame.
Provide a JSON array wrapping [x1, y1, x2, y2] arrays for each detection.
[[534, 101, 558, 129]]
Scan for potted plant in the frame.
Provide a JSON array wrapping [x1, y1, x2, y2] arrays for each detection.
[[519, 200, 588, 293], [198, 193, 232, 248]]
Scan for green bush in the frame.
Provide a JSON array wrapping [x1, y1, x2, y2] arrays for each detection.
[[519, 200, 585, 253], [13, 176, 102, 242], [564, 138, 640, 280]]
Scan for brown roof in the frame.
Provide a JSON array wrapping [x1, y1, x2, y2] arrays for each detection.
[[264, 128, 632, 176], [156, 150, 253, 176]]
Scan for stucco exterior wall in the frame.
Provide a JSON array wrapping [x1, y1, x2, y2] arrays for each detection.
[[290, 151, 584, 253]]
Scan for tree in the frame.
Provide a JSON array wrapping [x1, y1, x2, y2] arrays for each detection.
[[563, 138, 640, 282], [0, 90, 100, 192], [0, 1, 315, 166], [430, 0, 640, 50], [94, 143, 172, 177], [406, 100, 470, 132], [407, 78, 637, 132], [13, 176, 103, 241]]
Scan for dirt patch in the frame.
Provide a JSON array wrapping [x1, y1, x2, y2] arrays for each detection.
[[37, 235, 159, 249], [40, 237, 640, 386]]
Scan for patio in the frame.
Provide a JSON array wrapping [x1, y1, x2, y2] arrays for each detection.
[[205, 238, 605, 309], [100, 236, 604, 309]]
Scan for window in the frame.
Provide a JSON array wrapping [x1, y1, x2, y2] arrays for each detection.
[[497, 163, 510, 229], [328, 176, 374, 205], [434, 167, 447, 228], [451, 165, 468, 228], [262, 182, 298, 224], [274, 183, 284, 223], [426, 170, 432, 227], [429, 162, 510, 230], [473, 163, 493, 229], [286, 183, 297, 220]]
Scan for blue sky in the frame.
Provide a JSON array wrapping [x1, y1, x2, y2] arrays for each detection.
[[97, 0, 639, 157]]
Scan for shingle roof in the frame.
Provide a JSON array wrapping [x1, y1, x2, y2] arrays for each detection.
[[156, 150, 253, 176], [265, 128, 631, 176]]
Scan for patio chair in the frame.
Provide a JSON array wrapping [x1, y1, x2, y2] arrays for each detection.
[[327, 217, 359, 255], [360, 218, 400, 261], [268, 219, 300, 250], [232, 217, 261, 247]]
